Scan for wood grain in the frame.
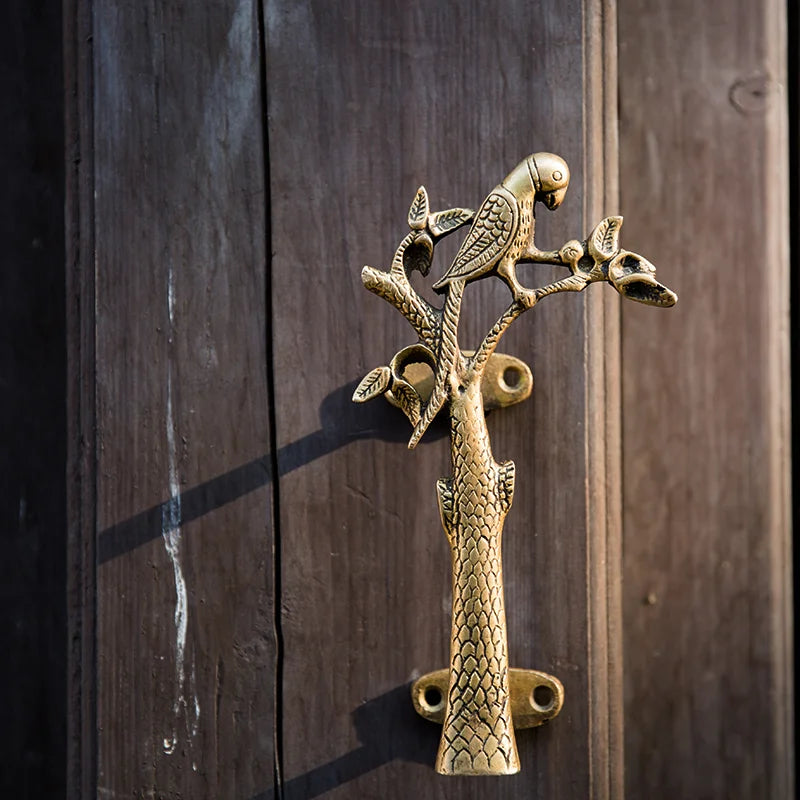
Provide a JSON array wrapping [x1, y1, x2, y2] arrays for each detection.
[[618, 1, 793, 797], [65, 0, 98, 794], [84, 1, 277, 796], [265, 1, 621, 796]]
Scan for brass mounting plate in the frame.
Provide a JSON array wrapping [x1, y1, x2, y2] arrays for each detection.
[[411, 668, 564, 729]]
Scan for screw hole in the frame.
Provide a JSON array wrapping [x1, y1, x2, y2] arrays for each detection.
[[423, 686, 442, 709], [531, 684, 555, 711], [502, 367, 521, 388]]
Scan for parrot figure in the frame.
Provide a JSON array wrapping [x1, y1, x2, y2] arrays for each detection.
[[432, 152, 570, 299], [408, 153, 570, 449]]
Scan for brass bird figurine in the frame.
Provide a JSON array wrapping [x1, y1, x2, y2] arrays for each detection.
[[409, 153, 570, 448], [432, 152, 570, 300]]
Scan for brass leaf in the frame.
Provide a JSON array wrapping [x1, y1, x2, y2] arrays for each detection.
[[352, 366, 392, 403], [408, 186, 430, 230], [429, 207, 474, 237], [391, 379, 422, 425], [588, 215, 623, 262]]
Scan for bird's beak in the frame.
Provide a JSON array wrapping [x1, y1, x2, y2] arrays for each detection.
[[545, 188, 567, 210]]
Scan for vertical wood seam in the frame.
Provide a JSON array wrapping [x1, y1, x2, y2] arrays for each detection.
[[256, 1, 285, 796], [65, 0, 97, 794], [601, 2, 624, 797], [583, 0, 623, 797], [764, 1, 794, 795], [788, 0, 800, 795]]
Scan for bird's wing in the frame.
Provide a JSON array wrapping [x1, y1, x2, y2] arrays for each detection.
[[433, 191, 517, 287]]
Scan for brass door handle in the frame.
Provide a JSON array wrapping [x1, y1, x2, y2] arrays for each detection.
[[353, 153, 676, 776]]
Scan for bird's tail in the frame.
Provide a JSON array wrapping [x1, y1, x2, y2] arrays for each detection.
[[408, 280, 464, 449]]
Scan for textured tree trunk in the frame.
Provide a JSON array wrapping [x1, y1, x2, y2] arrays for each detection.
[[435, 375, 518, 775]]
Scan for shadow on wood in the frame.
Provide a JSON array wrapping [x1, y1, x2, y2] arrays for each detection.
[[251, 683, 437, 800], [98, 379, 448, 563]]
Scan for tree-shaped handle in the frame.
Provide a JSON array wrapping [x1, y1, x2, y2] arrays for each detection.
[[354, 155, 676, 776]]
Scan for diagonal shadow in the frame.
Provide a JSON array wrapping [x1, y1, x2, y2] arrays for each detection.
[[249, 684, 542, 799], [249, 683, 440, 800], [98, 378, 447, 563]]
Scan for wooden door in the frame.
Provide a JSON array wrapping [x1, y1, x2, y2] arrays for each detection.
[[618, 1, 793, 797], [59, 0, 792, 798]]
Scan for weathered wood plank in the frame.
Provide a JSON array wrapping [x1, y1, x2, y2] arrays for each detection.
[[65, 0, 98, 794], [265, 1, 621, 796], [618, 1, 793, 797], [88, 1, 276, 796]]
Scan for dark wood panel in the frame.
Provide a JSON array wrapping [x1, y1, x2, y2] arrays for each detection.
[[66, 0, 97, 794], [618, 1, 793, 797], [265, 1, 621, 797], [89, 1, 276, 796], [0, 0, 66, 794]]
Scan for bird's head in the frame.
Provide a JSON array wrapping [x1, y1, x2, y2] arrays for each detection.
[[529, 152, 570, 210]]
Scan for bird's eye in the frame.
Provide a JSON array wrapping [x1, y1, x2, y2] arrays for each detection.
[[552, 170, 563, 182]]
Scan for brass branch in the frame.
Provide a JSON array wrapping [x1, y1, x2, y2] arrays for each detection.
[[361, 265, 440, 349]]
